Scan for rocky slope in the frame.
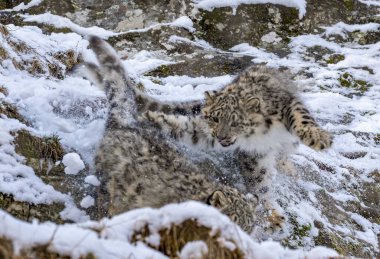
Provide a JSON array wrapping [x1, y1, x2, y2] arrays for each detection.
[[0, 0, 379, 258]]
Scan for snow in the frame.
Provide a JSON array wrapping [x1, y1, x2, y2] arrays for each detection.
[[2, 0, 43, 12], [0, 119, 88, 222], [80, 195, 95, 208], [23, 13, 195, 39], [322, 22, 380, 38], [0, 202, 340, 259], [84, 175, 100, 186], [193, 0, 307, 18], [261, 32, 282, 44], [359, 0, 380, 6], [179, 241, 208, 259], [170, 16, 196, 33], [62, 153, 85, 175], [23, 13, 118, 39], [0, 6, 379, 257]]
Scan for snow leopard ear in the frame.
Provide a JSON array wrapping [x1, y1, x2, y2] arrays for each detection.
[[208, 190, 229, 209], [244, 96, 260, 112]]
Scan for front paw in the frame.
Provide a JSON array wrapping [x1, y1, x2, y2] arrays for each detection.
[[301, 126, 332, 150]]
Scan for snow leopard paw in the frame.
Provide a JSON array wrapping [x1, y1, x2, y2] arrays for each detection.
[[300, 126, 332, 151]]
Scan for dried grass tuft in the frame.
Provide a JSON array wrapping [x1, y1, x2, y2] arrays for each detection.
[[132, 219, 245, 259]]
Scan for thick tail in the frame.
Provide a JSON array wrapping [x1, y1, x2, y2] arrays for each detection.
[[284, 100, 332, 150], [135, 92, 204, 116], [87, 35, 136, 129]]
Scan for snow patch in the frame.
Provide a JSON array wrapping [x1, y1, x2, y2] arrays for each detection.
[[3, 0, 43, 12], [193, 0, 307, 19], [80, 195, 95, 209], [322, 22, 380, 38], [23, 13, 118, 38], [179, 241, 208, 259], [62, 153, 85, 175], [84, 175, 100, 186]]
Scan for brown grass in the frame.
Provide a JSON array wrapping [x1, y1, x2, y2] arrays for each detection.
[[0, 24, 9, 36], [14, 129, 64, 163], [48, 62, 64, 79], [53, 50, 78, 72], [8, 40, 30, 54], [0, 101, 27, 124], [28, 59, 45, 75], [0, 237, 96, 259], [0, 86, 8, 96], [132, 219, 245, 259], [0, 45, 9, 60]]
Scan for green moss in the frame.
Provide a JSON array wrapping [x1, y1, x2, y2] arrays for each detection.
[[282, 217, 312, 248], [338, 72, 372, 93], [146, 65, 173, 77], [314, 229, 364, 257], [343, 0, 355, 11], [326, 54, 345, 64]]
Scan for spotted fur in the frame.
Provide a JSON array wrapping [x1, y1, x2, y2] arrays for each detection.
[[142, 66, 332, 154], [88, 36, 256, 232]]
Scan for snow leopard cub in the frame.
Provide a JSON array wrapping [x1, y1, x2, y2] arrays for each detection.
[[139, 66, 332, 231], [87, 36, 256, 232], [140, 66, 332, 171]]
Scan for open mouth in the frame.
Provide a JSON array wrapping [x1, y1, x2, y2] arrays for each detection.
[[219, 139, 235, 147]]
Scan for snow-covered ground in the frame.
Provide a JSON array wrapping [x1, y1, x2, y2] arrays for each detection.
[[0, 1, 379, 258]]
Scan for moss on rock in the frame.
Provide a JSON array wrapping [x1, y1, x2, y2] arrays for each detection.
[[326, 54, 345, 64], [338, 72, 371, 93], [0, 193, 65, 223]]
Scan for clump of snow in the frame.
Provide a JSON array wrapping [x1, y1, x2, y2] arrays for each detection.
[[170, 16, 196, 32], [84, 175, 100, 186], [2, 0, 43, 12], [23, 13, 118, 38], [23, 13, 196, 39], [261, 32, 282, 44], [179, 241, 208, 259], [359, 0, 380, 6], [62, 153, 85, 175], [193, 0, 307, 19], [80, 195, 95, 208], [322, 22, 380, 38]]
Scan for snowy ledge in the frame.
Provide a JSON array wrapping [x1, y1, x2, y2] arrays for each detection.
[[0, 202, 339, 259], [192, 0, 307, 19]]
